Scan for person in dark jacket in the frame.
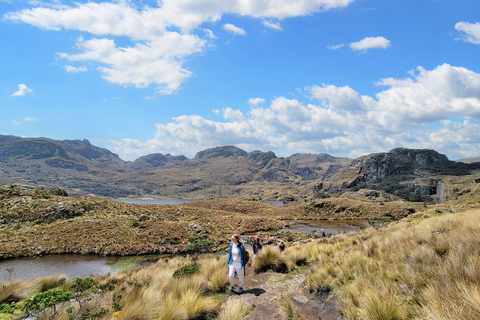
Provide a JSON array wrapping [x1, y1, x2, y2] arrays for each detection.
[[252, 237, 262, 258], [227, 233, 246, 294]]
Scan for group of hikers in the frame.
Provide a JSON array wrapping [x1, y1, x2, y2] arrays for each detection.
[[227, 234, 262, 294]]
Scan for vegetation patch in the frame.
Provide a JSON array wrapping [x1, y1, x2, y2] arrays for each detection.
[[173, 261, 201, 277]]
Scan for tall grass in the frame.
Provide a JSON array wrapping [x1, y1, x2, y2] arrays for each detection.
[[278, 293, 302, 320], [306, 209, 480, 320], [217, 299, 250, 320]]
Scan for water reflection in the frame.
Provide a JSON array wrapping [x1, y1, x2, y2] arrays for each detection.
[[0, 255, 125, 282]]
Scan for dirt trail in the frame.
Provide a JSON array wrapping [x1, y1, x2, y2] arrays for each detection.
[[224, 266, 340, 320]]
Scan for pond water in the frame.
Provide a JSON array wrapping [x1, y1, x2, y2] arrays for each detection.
[[281, 219, 369, 236], [0, 254, 144, 282], [116, 199, 284, 206]]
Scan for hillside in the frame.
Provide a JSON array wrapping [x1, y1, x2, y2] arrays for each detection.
[[0, 184, 417, 260], [1, 135, 479, 203], [2, 182, 480, 319]]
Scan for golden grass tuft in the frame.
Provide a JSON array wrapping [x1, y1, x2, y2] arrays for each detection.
[[253, 245, 281, 273], [217, 299, 250, 320], [278, 293, 302, 320], [0, 274, 67, 304]]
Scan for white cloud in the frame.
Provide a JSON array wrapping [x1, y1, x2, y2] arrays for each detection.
[[11, 84, 33, 96], [248, 98, 265, 106], [222, 23, 246, 36], [350, 36, 391, 51], [455, 22, 480, 45], [203, 28, 217, 39], [327, 44, 344, 50], [223, 107, 245, 121], [262, 20, 282, 31], [4, 0, 356, 94], [107, 64, 480, 161], [23, 117, 38, 122], [58, 34, 204, 94], [64, 65, 88, 73]]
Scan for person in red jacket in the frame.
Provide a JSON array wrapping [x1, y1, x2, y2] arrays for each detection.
[[252, 237, 262, 258]]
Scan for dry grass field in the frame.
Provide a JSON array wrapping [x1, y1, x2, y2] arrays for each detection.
[[1, 181, 480, 319]]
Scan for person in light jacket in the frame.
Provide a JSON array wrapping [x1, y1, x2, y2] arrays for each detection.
[[227, 233, 246, 294]]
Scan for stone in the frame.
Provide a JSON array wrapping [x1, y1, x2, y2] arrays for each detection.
[[292, 295, 309, 304]]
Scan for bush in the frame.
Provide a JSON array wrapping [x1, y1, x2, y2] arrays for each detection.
[[0, 302, 16, 314], [23, 289, 72, 315], [70, 277, 97, 293], [173, 262, 201, 277]]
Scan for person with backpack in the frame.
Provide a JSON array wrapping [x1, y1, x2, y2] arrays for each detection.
[[252, 237, 262, 258], [227, 233, 247, 294]]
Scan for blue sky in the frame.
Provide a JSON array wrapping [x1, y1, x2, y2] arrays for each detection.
[[1, 0, 480, 161]]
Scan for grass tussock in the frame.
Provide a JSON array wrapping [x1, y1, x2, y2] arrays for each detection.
[[305, 209, 480, 320], [253, 246, 281, 273], [278, 293, 302, 320], [217, 299, 251, 320], [0, 274, 67, 304]]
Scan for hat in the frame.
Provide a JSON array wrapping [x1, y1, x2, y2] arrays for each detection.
[[254, 237, 258, 240]]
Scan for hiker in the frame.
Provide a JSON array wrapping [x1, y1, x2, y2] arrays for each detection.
[[252, 237, 262, 258], [227, 233, 247, 294], [279, 241, 285, 251]]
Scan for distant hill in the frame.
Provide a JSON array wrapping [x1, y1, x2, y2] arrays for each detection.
[[1, 134, 479, 203], [457, 157, 480, 164]]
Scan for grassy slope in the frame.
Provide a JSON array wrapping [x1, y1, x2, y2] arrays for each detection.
[[2, 182, 480, 319]]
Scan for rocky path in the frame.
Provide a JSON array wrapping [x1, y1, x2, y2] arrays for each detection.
[[224, 266, 340, 320]]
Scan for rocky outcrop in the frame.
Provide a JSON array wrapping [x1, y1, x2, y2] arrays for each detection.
[[129, 153, 187, 171], [195, 146, 248, 159], [246, 150, 277, 169], [352, 148, 472, 183]]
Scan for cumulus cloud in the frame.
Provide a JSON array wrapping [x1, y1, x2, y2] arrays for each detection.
[[107, 64, 480, 161], [4, 0, 355, 94], [262, 20, 282, 31], [455, 22, 480, 44], [222, 23, 246, 36], [64, 65, 88, 73], [11, 84, 33, 96], [350, 36, 391, 51], [248, 97, 266, 106]]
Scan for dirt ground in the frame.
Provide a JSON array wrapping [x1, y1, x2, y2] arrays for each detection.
[[225, 265, 340, 320]]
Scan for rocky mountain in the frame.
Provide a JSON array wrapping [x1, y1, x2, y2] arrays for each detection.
[[1, 134, 479, 203]]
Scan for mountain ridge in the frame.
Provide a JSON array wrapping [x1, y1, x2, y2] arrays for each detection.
[[1, 134, 479, 202]]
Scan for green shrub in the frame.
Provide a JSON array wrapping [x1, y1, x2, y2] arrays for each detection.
[[98, 282, 116, 292], [173, 262, 201, 277], [70, 277, 97, 293], [0, 302, 16, 314], [112, 294, 123, 311], [186, 239, 214, 252], [23, 289, 72, 314]]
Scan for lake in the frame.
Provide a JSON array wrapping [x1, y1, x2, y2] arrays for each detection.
[[0, 254, 126, 282]]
